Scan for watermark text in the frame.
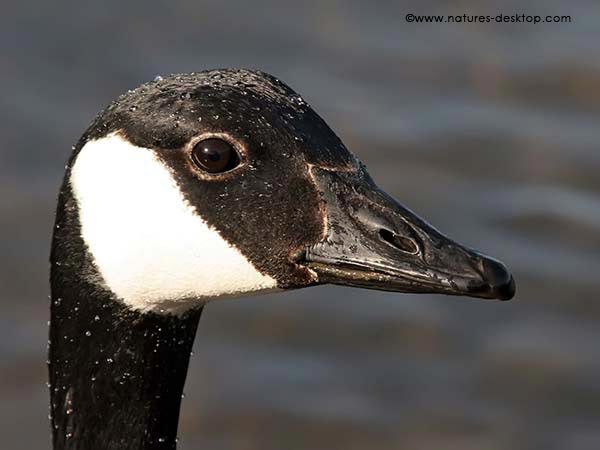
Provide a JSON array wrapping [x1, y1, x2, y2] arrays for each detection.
[[405, 14, 571, 24]]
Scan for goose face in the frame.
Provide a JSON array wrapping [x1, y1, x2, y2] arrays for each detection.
[[70, 69, 513, 313]]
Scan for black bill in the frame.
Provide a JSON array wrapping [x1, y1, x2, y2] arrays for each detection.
[[300, 167, 515, 301]]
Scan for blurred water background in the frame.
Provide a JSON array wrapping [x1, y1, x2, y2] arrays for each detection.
[[2, 1, 600, 449]]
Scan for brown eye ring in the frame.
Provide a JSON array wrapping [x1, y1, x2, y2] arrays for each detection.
[[190, 138, 241, 174]]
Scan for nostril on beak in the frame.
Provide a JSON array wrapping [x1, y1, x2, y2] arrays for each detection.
[[480, 256, 516, 301], [378, 229, 419, 255]]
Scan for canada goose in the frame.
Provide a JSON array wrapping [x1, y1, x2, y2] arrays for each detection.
[[49, 68, 515, 449]]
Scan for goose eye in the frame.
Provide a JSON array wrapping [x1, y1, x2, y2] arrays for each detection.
[[190, 138, 240, 173]]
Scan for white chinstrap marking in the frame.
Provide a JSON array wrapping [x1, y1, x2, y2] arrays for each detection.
[[70, 133, 278, 314]]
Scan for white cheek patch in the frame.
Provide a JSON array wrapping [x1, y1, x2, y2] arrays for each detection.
[[70, 132, 278, 314]]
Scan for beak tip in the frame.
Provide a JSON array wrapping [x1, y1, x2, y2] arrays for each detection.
[[480, 255, 516, 301], [494, 275, 516, 301]]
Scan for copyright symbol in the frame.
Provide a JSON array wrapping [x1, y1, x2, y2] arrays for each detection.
[[406, 13, 415, 22]]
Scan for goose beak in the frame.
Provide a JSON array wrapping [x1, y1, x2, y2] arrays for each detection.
[[300, 167, 515, 301]]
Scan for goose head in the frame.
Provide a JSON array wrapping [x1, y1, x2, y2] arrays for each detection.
[[65, 69, 514, 315]]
